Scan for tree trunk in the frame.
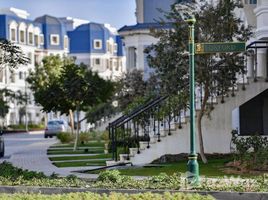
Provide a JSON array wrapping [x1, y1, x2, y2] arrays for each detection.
[[69, 109, 74, 135], [73, 104, 80, 151], [197, 84, 209, 164]]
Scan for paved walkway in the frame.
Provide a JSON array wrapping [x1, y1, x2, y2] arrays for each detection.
[[0, 131, 99, 179]]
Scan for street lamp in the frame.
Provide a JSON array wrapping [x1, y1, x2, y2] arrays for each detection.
[[185, 15, 199, 184]]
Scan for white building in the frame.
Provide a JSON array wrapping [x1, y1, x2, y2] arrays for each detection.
[[0, 8, 126, 129]]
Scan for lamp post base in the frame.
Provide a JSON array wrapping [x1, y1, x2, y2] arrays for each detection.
[[187, 154, 199, 185]]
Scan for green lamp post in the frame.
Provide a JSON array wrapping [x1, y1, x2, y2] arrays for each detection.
[[185, 15, 199, 184]]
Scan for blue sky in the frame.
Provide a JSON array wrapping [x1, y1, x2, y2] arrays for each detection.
[[0, 0, 136, 29]]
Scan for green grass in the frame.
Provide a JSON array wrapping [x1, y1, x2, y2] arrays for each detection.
[[47, 149, 104, 155], [49, 153, 112, 161], [48, 147, 104, 151], [114, 158, 258, 177], [48, 141, 111, 167], [53, 159, 110, 167], [51, 141, 105, 148]]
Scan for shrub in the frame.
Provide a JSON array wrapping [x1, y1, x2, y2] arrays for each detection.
[[0, 161, 46, 180], [231, 130, 268, 170], [0, 192, 215, 200], [79, 132, 90, 144], [8, 123, 45, 130], [57, 132, 74, 143], [100, 130, 109, 142]]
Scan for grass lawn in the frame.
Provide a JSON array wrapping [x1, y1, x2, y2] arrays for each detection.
[[50, 142, 105, 148], [117, 158, 261, 177], [48, 141, 111, 167], [53, 159, 110, 167], [47, 149, 104, 155], [99, 158, 255, 177], [49, 153, 112, 161]]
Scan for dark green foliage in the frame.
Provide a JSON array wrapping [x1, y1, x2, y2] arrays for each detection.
[[116, 70, 159, 111], [231, 130, 268, 170], [0, 39, 29, 68], [56, 132, 75, 143], [145, 0, 252, 162], [0, 161, 46, 180], [27, 56, 114, 115]]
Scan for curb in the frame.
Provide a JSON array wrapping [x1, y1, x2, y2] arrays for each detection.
[[0, 186, 267, 200]]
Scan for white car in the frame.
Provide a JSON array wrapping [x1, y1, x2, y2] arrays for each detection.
[[44, 119, 69, 138]]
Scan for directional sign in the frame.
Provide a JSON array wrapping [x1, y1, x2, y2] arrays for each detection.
[[195, 42, 246, 54]]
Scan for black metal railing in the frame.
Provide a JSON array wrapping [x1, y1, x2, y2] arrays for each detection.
[[108, 50, 256, 162]]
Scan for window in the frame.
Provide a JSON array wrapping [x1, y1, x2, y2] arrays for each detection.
[[50, 34, 59, 45], [94, 39, 102, 49], [64, 36, 69, 49], [0, 70, 3, 82], [19, 71, 23, 80], [34, 35, 39, 46], [115, 60, 119, 71], [19, 30, 25, 43], [106, 59, 109, 69], [10, 72, 15, 83], [28, 52, 32, 64], [114, 43, 118, 53], [110, 60, 113, 70], [28, 32, 33, 45], [245, 0, 257, 4], [40, 34, 44, 45], [95, 58, 100, 65], [10, 28, 16, 41]]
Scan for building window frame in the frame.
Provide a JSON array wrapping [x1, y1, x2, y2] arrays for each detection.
[[19, 30, 26, 44], [10, 28, 17, 42], [64, 35, 69, 49], [28, 32, 34, 45], [40, 34, 44, 45], [10, 72, 15, 83], [34, 34, 39, 46], [114, 43, 118, 53], [9, 21, 18, 42], [94, 39, 102, 49], [50, 34, 60, 45], [94, 58, 101, 66]]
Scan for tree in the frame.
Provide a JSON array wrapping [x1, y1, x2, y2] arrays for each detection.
[[61, 62, 114, 150], [27, 56, 114, 150], [145, 0, 252, 163], [0, 39, 29, 69], [116, 70, 159, 111], [0, 39, 29, 126]]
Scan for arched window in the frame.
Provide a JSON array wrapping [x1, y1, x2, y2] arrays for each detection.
[[34, 27, 41, 47], [9, 21, 18, 42], [18, 22, 27, 44], [27, 24, 34, 45]]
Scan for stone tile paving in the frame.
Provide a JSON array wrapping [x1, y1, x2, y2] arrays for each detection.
[[0, 131, 100, 179]]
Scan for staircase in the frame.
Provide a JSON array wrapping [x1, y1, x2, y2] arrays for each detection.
[[107, 41, 268, 166]]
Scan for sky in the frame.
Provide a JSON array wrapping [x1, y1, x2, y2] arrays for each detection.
[[0, 0, 136, 29]]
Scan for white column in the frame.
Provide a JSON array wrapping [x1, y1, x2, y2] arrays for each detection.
[[247, 53, 254, 77], [257, 48, 267, 78], [254, 0, 268, 39], [136, 45, 144, 71]]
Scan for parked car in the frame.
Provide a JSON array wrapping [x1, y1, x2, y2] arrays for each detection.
[[0, 131, 4, 158], [44, 119, 70, 138]]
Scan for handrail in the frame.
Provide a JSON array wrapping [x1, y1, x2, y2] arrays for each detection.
[[109, 96, 162, 128], [115, 95, 168, 128]]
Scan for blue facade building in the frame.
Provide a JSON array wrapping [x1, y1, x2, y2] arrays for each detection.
[[35, 15, 68, 51], [0, 7, 125, 127], [68, 22, 125, 80]]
